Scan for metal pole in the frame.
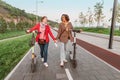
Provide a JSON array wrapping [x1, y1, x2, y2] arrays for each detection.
[[36, 0, 38, 23], [36, 0, 43, 24], [108, 0, 118, 49]]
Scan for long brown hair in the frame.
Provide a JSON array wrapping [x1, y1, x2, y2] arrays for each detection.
[[61, 14, 70, 22]]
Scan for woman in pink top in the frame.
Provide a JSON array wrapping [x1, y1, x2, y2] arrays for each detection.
[[27, 16, 57, 67]]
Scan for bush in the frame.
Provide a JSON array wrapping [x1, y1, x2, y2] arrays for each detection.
[[16, 21, 32, 30], [0, 17, 7, 33], [16, 22, 23, 30], [74, 27, 120, 36], [7, 21, 16, 31]]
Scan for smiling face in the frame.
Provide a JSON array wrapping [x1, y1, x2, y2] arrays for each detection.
[[61, 16, 66, 22], [61, 14, 70, 23], [41, 16, 48, 24], [43, 17, 48, 23]]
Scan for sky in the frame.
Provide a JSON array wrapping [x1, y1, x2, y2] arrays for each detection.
[[2, 0, 120, 26]]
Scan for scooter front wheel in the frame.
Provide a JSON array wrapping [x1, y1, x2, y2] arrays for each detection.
[[72, 59, 77, 68], [31, 59, 35, 73]]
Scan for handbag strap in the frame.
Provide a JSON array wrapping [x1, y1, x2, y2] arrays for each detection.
[[59, 23, 70, 39], [59, 29, 66, 39]]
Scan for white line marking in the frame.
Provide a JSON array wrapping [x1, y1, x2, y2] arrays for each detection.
[[65, 68, 73, 80], [4, 48, 32, 80], [79, 46, 120, 73]]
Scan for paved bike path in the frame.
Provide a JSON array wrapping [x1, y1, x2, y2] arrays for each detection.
[[5, 30, 120, 80]]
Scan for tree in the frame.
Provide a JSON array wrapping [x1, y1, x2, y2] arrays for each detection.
[[116, 3, 120, 22], [109, 3, 120, 30], [87, 7, 94, 27], [94, 2, 105, 27], [79, 12, 88, 27], [116, 3, 120, 30], [74, 19, 78, 27], [0, 17, 7, 33]]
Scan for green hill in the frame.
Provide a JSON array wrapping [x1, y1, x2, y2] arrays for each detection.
[[0, 0, 36, 22], [0, 0, 58, 33]]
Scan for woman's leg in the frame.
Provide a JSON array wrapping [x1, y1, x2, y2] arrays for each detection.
[[64, 43, 68, 62], [43, 43, 49, 63], [39, 44, 44, 58], [60, 42, 66, 62]]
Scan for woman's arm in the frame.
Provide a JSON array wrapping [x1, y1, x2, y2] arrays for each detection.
[[56, 24, 62, 39], [48, 26, 56, 40], [29, 23, 39, 32]]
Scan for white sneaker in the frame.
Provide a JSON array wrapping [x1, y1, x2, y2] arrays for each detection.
[[64, 59, 68, 63], [44, 63, 48, 67], [41, 58, 44, 62], [60, 61, 64, 67]]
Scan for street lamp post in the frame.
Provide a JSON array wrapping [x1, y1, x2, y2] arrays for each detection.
[[36, 0, 38, 23], [36, 0, 43, 23], [108, 0, 118, 49]]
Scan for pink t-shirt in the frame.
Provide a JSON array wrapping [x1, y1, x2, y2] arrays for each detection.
[[39, 23, 46, 39]]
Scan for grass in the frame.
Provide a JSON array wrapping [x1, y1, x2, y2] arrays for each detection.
[[0, 35, 31, 80], [0, 30, 26, 40], [74, 27, 120, 36]]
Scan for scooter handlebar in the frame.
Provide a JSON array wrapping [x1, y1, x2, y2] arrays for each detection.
[[71, 29, 82, 33]]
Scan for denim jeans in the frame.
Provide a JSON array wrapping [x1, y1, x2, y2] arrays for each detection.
[[39, 43, 49, 63]]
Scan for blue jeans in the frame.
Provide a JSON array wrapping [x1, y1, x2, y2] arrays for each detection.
[[39, 43, 49, 63]]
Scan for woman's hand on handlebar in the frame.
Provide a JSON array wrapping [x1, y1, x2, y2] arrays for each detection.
[[26, 30, 30, 34]]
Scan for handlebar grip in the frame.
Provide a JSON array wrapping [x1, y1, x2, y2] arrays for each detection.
[[72, 29, 81, 33], [25, 30, 30, 34]]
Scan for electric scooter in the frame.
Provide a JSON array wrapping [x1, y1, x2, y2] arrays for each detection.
[[26, 30, 37, 72], [69, 29, 81, 68]]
